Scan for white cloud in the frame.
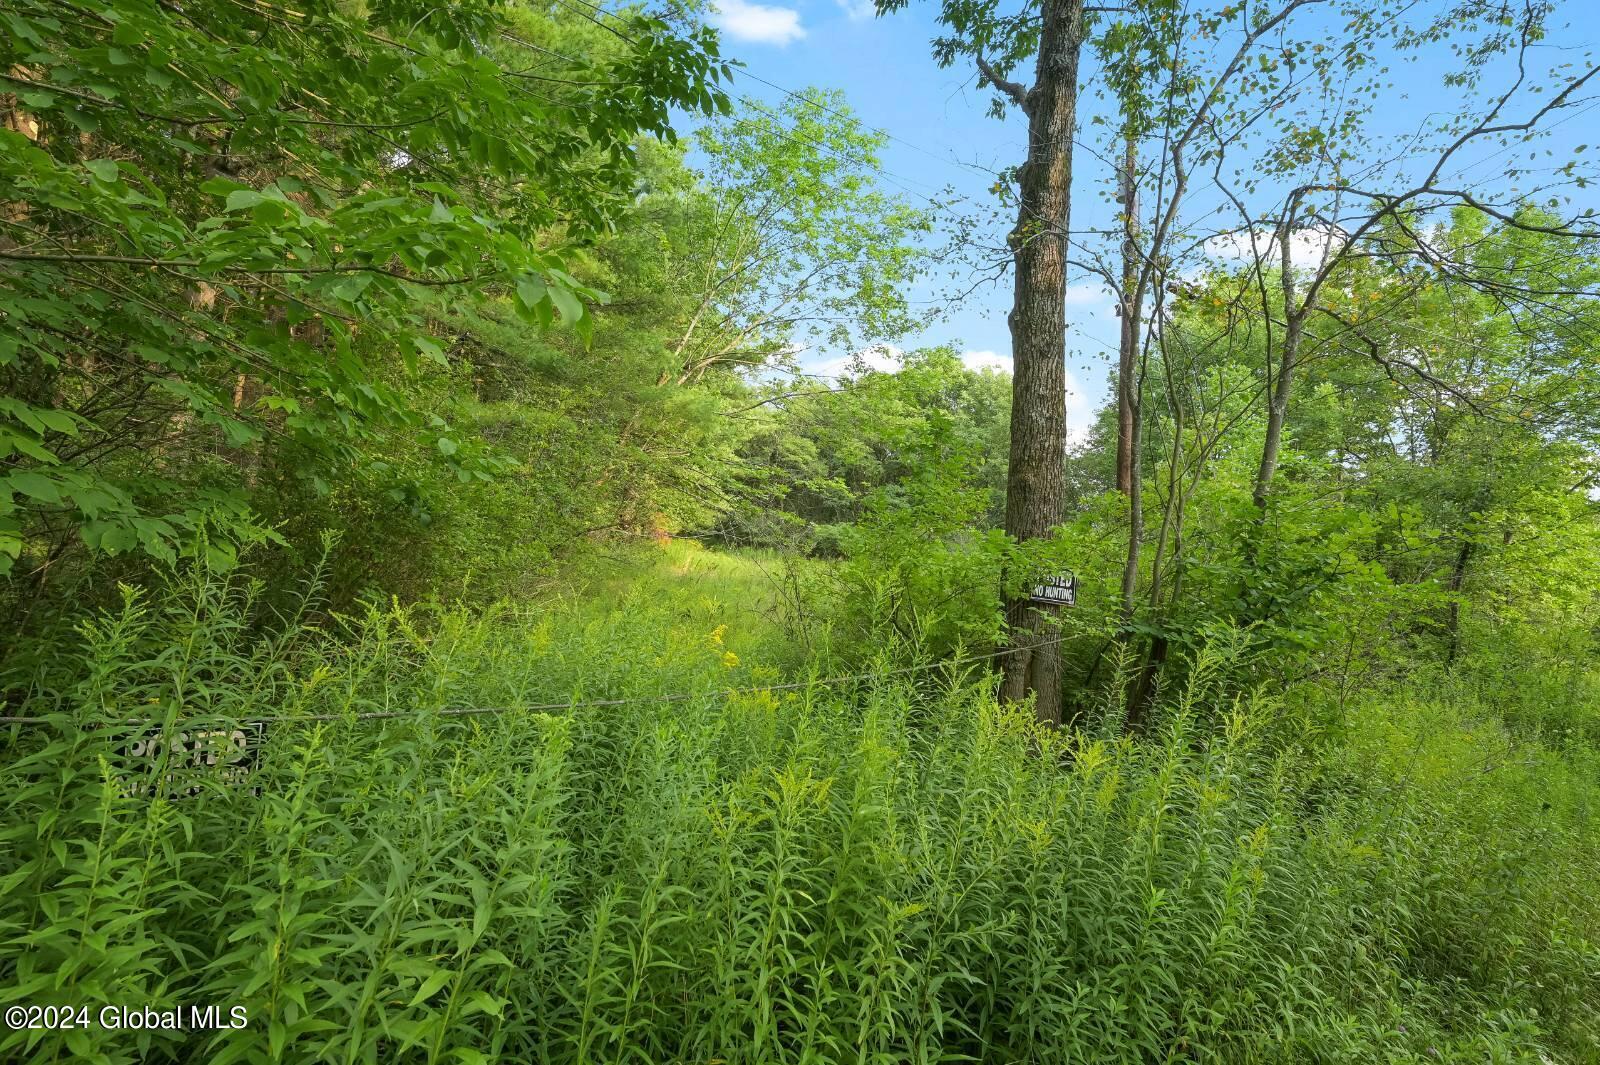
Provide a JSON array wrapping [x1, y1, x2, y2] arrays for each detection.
[[810, 343, 901, 381], [961, 349, 1011, 373], [836, 0, 877, 19], [1064, 282, 1115, 308], [1063, 369, 1093, 447], [712, 0, 806, 44], [1205, 226, 1346, 272]]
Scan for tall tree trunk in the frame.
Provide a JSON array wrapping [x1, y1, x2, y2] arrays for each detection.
[[1117, 134, 1143, 618], [1127, 328, 1184, 733], [1252, 317, 1300, 510], [1146, 327, 1184, 613], [1252, 228, 1303, 509], [1115, 134, 1140, 500], [996, 0, 1086, 728]]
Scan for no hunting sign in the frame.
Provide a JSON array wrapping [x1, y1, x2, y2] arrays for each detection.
[[1028, 573, 1076, 608]]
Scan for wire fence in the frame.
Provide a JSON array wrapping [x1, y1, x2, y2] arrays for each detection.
[[0, 633, 1073, 730]]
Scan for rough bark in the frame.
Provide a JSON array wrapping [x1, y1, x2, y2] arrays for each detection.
[[996, 0, 1086, 728]]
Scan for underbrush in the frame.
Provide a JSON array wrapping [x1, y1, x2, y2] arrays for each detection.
[[0, 549, 1595, 1064]]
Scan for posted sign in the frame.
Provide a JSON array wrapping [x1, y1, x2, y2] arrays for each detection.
[[1028, 574, 1077, 608], [116, 722, 266, 798]]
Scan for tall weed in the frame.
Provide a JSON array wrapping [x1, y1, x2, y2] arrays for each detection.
[[0, 548, 1594, 1063]]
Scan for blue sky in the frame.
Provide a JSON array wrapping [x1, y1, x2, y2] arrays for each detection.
[[687, 0, 1600, 439]]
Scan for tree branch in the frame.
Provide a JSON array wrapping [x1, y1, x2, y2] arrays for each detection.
[[975, 54, 1030, 113]]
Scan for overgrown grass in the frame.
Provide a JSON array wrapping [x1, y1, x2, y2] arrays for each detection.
[[0, 547, 1595, 1064]]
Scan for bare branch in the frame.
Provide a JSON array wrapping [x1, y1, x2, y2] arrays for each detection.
[[975, 54, 1030, 113]]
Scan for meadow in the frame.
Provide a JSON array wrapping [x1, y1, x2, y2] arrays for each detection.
[[2, 542, 1594, 1065], [6, 1, 1600, 1060]]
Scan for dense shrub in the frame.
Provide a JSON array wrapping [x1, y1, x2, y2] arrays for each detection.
[[1, 550, 1595, 1064]]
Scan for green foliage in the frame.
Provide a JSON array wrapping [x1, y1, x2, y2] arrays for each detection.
[[3, 5, 1600, 1062], [1, 546, 1596, 1063], [0, 0, 730, 586], [1068, 211, 1600, 700], [250, 85, 939, 606], [677, 89, 931, 379], [714, 347, 1016, 655], [0, 0, 942, 620], [722, 347, 1010, 546]]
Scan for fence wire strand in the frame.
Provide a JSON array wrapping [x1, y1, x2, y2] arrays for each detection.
[[0, 632, 1074, 729]]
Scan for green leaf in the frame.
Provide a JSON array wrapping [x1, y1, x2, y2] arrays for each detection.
[[200, 176, 247, 197], [516, 275, 547, 312], [407, 969, 453, 1007], [82, 519, 137, 554], [549, 282, 583, 326], [6, 471, 62, 504], [35, 409, 81, 435], [0, 428, 59, 464], [460, 991, 504, 1019], [225, 189, 265, 212], [414, 337, 448, 366]]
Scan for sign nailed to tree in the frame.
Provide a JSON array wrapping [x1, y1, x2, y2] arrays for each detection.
[[1028, 574, 1077, 608]]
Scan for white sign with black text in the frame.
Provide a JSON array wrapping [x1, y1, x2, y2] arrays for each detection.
[[1028, 574, 1077, 608]]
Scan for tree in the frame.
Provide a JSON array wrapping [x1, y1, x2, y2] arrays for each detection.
[[0, 0, 730, 603], [644, 91, 931, 388], [1218, 4, 1600, 511], [719, 345, 1011, 550], [878, 0, 1089, 725], [1280, 209, 1600, 661], [1084, 0, 1319, 625]]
